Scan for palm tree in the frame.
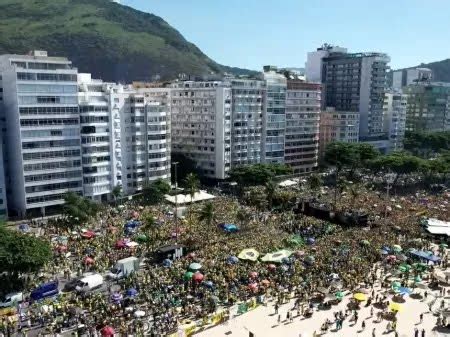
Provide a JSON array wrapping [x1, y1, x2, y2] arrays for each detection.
[[142, 213, 157, 251], [236, 207, 252, 232], [112, 185, 122, 206], [265, 179, 277, 210], [184, 173, 200, 203], [198, 202, 216, 228], [307, 173, 322, 196]]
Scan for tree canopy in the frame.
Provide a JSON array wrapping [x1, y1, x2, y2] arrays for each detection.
[[0, 227, 52, 275], [229, 163, 292, 186], [324, 142, 379, 171], [142, 179, 171, 205], [63, 192, 100, 227], [404, 131, 450, 157]]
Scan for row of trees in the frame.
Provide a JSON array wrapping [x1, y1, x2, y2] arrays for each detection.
[[403, 130, 450, 157]]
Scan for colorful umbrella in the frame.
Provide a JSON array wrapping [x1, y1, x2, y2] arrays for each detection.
[[249, 271, 258, 279], [353, 293, 367, 301], [227, 256, 239, 264], [101, 326, 115, 336], [392, 245, 402, 253], [268, 264, 277, 271], [335, 291, 344, 300], [126, 288, 138, 297], [361, 240, 370, 246], [248, 283, 258, 291], [189, 263, 202, 271], [183, 271, 194, 281], [238, 248, 259, 261], [193, 272, 204, 282], [392, 281, 401, 289], [389, 303, 403, 312], [84, 256, 95, 265]]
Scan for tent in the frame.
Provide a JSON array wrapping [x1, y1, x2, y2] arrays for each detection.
[[261, 250, 293, 263], [219, 223, 239, 233], [409, 250, 441, 263], [165, 190, 216, 205], [424, 218, 450, 237]]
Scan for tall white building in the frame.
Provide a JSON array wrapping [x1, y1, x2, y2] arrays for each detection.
[[0, 51, 82, 217], [229, 79, 265, 167], [263, 66, 287, 164], [392, 68, 432, 90], [170, 81, 231, 179], [383, 90, 407, 152], [285, 80, 321, 174], [305, 44, 348, 83]]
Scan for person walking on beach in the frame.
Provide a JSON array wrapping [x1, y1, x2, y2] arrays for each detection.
[[419, 313, 423, 323], [372, 327, 376, 337], [361, 320, 366, 331], [421, 329, 425, 337], [414, 327, 419, 337]]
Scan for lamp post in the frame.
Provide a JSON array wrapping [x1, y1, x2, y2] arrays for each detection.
[[172, 161, 179, 243]]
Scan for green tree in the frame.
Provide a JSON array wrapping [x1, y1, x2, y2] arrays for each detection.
[[198, 202, 216, 228], [306, 173, 322, 195], [243, 186, 268, 213], [142, 179, 171, 205], [0, 227, 52, 276], [112, 185, 122, 206], [184, 173, 200, 202], [229, 164, 292, 187], [141, 212, 157, 251], [63, 192, 100, 227], [265, 179, 277, 209]]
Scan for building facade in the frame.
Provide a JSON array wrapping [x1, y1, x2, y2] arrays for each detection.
[[392, 67, 432, 90], [319, 108, 360, 157], [0, 51, 82, 216], [170, 81, 231, 179], [229, 79, 265, 167], [285, 80, 321, 174], [305, 44, 348, 83], [405, 82, 450, 132], [262, 66, 287, 164], [383, 90, 407, 151]]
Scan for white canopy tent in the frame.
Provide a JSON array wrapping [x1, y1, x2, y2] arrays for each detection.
[[165, 190, 216, 205], [425, 218, 450, 237]]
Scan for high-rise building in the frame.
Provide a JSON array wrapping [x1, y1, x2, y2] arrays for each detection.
[[319, 108, 360, 158], [305, 44, 348, 83], [405, 82, 450, 132], [170, 81, 231, 179], [285, 79, 321, 174], [392, 68, 432, 90], [262, 66, 287, 164], [229, 79, 265, 167], [383, 90, 407, 151], [0, 75, 7, 218], [0, 51, 82, 217]]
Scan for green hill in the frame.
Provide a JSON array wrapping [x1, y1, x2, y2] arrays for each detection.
[[394, 59, 450, 83], [0, 0, 255, 82]]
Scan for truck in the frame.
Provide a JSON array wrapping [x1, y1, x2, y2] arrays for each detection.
[[107, 256, 140, 280], [75, 274, 104, 293], [0, 292, 24, 308]]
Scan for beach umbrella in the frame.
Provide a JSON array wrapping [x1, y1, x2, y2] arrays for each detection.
[[55, 245, 67, 253], [110, 293, 122, 303], [389, 303, 403, 312], [81, 230, 95, 239], [101, 326, 115, 336], [392, 245, 402, 253], [126, 288, 138, 297], [249, 271, 258, 279], [204, 281, 214, 289], [361, 240, 370, 246], [398, 264, 411, 273], [248, 283, 258, 291], [238, 248, 259, 261], [317, 287, 329, 294], [136, 234, 147, 243], [305, 255, 315, 265], [125, 241, 139, 248], [353, 293, 367, 301], [183, 271, 194, 281], [407, 248, 417, 253], [189, 262, 202, 271], [115, 240, 126, 249], [193, 272, 204, 283], [268, 264, 276, 271], [380, 249, 389, 255], [335, 291, 344, 300], [391, 281, 401, 289], [414, 275, 422, 283], [261, 279, 270, 286], [397, 287, 412, 296], [440, 243, 448, 249], [306, 237, 315, 245], [163, 259, 173, 267], [84, 256, 95, 265], [134, 310, 145, 318], [227, 256, 239, 265]]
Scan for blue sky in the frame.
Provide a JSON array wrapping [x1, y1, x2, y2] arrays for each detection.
[[122, 0, 450, 71]]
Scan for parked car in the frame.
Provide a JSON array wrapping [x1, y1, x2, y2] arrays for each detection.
[[0, 292, 24, 308], [75, 274, 103, 293]]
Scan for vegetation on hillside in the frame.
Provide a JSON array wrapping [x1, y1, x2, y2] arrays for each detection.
[[0, 0, 255, 82]]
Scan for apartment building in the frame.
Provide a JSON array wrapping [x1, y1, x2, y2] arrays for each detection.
[[319, 108, 360, 157], [285, 80, 321, 174], [0, 51, 82, 217], [169, 81, 231, 179], [405, 82, 450, 133], [262, 66, 287, 164], [0, 74, 7, 218], [392, 67, 432, 90], [229, 79, 265, 167], [383, 90, 407, 151]]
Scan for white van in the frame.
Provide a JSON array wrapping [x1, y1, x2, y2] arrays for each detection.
[[0, 292, 24, 307], [75, 274, 103, 293]]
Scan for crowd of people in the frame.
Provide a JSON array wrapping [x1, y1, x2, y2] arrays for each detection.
[[1, 182, 449, 336]]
